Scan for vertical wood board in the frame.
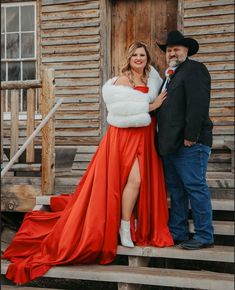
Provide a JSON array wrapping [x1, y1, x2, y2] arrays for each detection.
[[26, 89, 35, 163], [10, 90, 19, 161], [41, 69, 55, 195]]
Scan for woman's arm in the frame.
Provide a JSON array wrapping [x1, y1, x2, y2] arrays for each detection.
[[149, 90, 167, 112]]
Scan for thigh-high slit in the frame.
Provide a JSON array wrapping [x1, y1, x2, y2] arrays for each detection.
[[2, 117, 173, 284]]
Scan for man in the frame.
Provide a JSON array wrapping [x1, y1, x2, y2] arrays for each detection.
[[156, 30, 214, 250]]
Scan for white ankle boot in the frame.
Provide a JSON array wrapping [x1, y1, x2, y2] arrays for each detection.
[[119, 219, 134, 248]]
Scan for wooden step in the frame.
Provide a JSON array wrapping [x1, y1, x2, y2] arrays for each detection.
[[210, 188, 234, 199], [3, 147, 76, 168], [1, 287, 63, 290], [207, 172, 234, 188], [35, 197, 234, 235], [207, 179, 234, 188], [1, 261, 233, 290], [36, 196, 234, 211], [189, 220, 234, 236], [209, 199, 234, 211], [168, 199, 234, 212], [3, 175, 234, 191], [117, 245, 233, 263], [36, 195, 51, 205], [207, 172, 234, 179]]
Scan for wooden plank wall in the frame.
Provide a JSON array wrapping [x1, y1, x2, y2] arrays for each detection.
[[2, 0, 103, 176], [182, 0, 234, 146], [41, 0, 102, 146], [40, 0, 104, 175]]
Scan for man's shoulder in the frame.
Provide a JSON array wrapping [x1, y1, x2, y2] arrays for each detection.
[[185, 59, 209, 72], [183, 59, 210, 77]]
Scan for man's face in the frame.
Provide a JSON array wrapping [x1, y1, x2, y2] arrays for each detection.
[[166, 45, 188, 67]]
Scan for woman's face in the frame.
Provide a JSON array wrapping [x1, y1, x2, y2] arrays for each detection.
[[130, 47, 147, 73]]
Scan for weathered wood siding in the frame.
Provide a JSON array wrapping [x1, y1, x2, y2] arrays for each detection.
[[3, 0, 104, 177], [39, 0, 106, 176], [182, 0, 234, 145], [40, 0, 102, 147]]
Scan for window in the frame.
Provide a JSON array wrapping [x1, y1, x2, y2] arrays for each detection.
[[1, 2, 37, 114]]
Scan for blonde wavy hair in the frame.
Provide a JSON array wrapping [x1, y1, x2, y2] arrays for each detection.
[[121, 42, 151, 86]]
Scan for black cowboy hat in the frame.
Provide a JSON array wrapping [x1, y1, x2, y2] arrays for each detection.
[[157, 30, 199, 56]]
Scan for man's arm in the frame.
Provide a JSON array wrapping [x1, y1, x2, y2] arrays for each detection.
[[184, 62, 211, 143]]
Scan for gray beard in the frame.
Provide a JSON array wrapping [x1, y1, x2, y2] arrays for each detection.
[[169, 56, 187, 67]]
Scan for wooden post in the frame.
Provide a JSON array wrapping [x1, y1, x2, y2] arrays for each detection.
[[128, 256, 150, 267], [41, 69, 55, 195], [118, 283, 140, 290], [100, 0, 112, 136], [118, 256, 150, 290], [10, 90, 19, 161], [26, 88, 35, 163]]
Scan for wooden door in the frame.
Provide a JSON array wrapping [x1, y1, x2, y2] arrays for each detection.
[[111, 0, 178, 78]]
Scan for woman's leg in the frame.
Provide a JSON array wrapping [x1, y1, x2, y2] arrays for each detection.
[[119, 158, 140, 247], [121, 158, 141, 220]]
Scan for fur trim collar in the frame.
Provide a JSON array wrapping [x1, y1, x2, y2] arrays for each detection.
[[103, 66, 162, 103], [147, 66, 163, 102], [102, 66, 162, 128]]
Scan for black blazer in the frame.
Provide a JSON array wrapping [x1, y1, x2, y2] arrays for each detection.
[[155, 58, 213, 156]]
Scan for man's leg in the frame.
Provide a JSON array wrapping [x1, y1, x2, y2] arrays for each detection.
[[163, 155, 189, 242], [174, 144, 214, 244]]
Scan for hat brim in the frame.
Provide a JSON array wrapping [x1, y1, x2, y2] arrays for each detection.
[[157, 38, 199, 56]]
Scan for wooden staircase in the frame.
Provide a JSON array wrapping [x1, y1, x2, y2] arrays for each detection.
[[2, 147, 234, 290], [1, 262, 233, 290], [2, 184, 234, 290]]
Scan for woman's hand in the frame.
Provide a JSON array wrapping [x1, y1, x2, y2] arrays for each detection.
[[149, 90, 167, 112]]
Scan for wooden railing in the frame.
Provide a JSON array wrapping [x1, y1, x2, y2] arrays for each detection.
[[1, 68, 63, 196], [1, 80, 41, 164]]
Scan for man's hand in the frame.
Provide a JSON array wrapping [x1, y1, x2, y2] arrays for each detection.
[[184, 139, 196, 147]]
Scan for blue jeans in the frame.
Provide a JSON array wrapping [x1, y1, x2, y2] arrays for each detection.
[[163, 144, 214, 244]]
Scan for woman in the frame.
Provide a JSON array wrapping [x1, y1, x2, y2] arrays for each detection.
[[2, 42, 173, 284]]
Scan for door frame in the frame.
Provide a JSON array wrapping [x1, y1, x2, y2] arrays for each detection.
[[100, 0, 112, 135], [100, 0, 184, 135]]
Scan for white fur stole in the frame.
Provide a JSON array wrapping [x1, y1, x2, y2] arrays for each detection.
[[102, 66, 163, 128]]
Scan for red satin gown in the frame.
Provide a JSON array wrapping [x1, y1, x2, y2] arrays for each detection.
[[2, 86, 173, 284]]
